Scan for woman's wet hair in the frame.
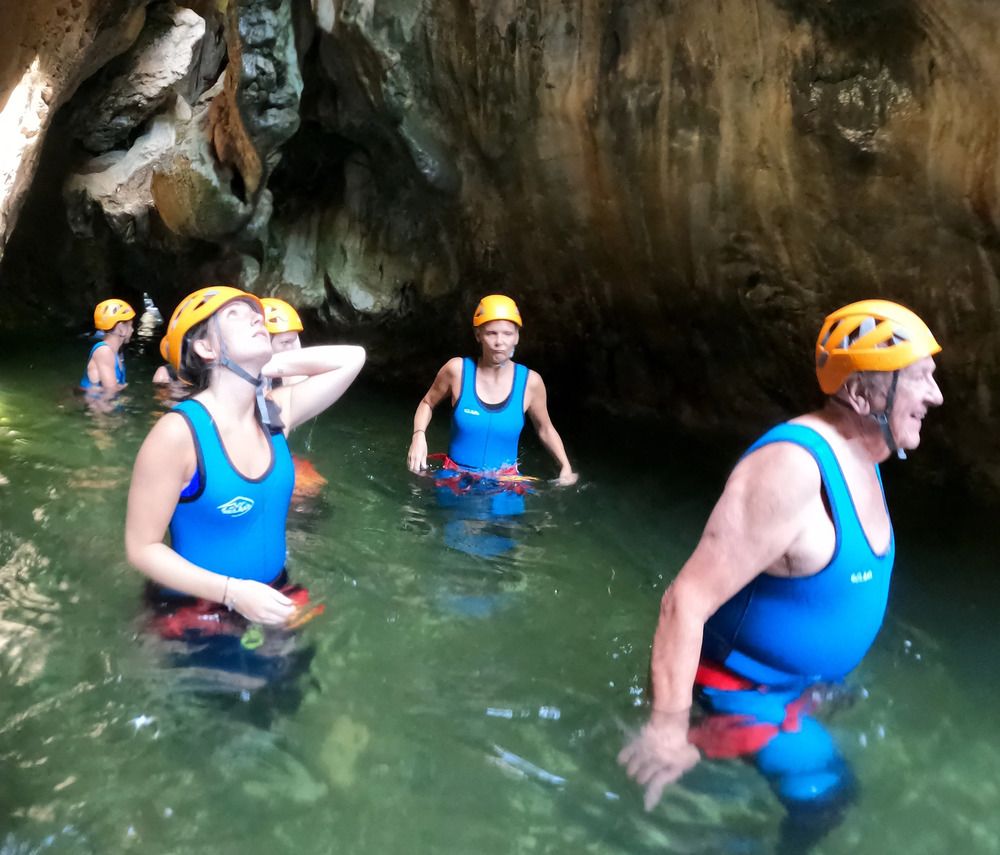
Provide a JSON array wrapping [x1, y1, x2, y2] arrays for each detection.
[[178, 317, 214, 390]]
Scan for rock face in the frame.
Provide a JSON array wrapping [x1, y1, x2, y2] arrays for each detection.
[[0, 0, 148, 256], [2, 0, 1000, 490], [70, 4, 208, 154]]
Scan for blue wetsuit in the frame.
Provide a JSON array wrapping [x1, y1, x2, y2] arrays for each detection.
[[448, 358, 529, 471], [436, 359, 531, 556], [80, 341, 126, 390], [168, 399, 294, 586], [696, 423, 894, 840], [704, 422, 895, 685]]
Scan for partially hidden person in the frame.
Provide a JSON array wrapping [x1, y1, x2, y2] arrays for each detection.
[[262, 296, 326, 499]]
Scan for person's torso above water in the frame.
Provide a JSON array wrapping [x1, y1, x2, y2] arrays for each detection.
[[449, 358, 529, 471], [703, 420, 895, 685], [80, 341, 126, 389], [168, 398, 295, 585]]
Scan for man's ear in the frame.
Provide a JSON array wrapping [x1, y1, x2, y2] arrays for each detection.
[[839, 375, 871, 416]]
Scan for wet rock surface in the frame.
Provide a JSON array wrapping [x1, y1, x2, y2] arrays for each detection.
[[1, 0, 999, 491]]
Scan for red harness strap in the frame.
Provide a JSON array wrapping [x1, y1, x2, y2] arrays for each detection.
[[150, 586, 312, 640], [688, 659, 816, 759]]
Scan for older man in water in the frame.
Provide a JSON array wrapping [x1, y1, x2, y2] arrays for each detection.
[[619, 300, 943, 849]]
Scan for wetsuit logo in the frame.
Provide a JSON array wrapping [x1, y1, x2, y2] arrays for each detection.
[[218, 496, 254, 517], [850, 569, 873, 584], [463, 408, 481, 416]]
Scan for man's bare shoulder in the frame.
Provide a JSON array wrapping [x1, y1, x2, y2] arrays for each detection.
[[726, 438, 822, 510]]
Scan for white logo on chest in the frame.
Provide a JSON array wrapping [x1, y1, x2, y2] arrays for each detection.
[[850, 570, 874, 584], [463, 408, 481, 416], [218, 496, 254, 517]]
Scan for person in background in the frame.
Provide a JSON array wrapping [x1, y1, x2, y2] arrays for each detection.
[[152, 337, 178, 386], [262, 297, 307, 387], [81, 299, 135, 393], [406, 294, 577, 485], [262, 296, 325, 499]]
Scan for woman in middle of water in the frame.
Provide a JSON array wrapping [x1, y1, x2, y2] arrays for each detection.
[[126, 285, 365, 627], [406, 294, 577, 485]]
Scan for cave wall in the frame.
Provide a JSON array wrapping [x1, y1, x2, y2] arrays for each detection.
[[1, 0, 999, 489]]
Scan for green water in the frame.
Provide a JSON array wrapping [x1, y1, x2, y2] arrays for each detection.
[[0, 338, 998, 854]]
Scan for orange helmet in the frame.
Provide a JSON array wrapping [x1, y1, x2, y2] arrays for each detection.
[[261, 297, 304, 334], [815, 300, 941, 394], [93, 299, 135, 331], [473, 295, 522, 327], [161, 286, 264, 371]]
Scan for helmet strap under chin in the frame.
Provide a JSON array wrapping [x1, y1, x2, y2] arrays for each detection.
[[211, 315, 271, 429], [871, 370, 904, 460]]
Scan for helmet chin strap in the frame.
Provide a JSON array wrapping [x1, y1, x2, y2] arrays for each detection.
[[871, 370, 904, 460], [212, 315, 272, 429]]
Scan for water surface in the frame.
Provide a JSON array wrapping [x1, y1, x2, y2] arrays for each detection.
[[0, 339, 997, 854]]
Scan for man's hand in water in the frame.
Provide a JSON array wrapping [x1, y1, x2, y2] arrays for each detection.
[[227, 579, 295, 626], [618, 709, 701, 811]]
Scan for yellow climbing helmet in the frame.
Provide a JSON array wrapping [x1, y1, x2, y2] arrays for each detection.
[[815, 299, 941, 394], [261, 297, 304, 334], [161, 286, 264, 371], [473, 294, 522, 327], [93, 299, 136, 331]]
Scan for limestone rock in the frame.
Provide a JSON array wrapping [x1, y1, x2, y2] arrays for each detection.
[[0, 0, 149, 258], [210, 0, 304, 199], [151, 78, 259, 239], [71, 4, 208, 153], [65, 102, 184, 244]]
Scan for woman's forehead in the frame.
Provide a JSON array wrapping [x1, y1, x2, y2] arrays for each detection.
[[220, 297, 263, 316]]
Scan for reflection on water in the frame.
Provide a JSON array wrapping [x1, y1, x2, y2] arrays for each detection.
[[0, 340, 998, 854]]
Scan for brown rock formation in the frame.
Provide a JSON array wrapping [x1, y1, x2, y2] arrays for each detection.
[[2, 0, 1000, 490], [0, 0, 149, 257]]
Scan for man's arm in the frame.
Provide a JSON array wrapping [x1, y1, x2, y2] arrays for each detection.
[[524, 371, 577, 484], [619, 441, 820, 809], [407, 358, 461, 472]]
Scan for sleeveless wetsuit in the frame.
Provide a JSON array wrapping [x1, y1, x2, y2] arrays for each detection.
[[80, 341, 126, 389], [167, 399, 294, 586], [703, 422, 895, 686], [448, 358, 529, 471], [694, 423, 894, 835]]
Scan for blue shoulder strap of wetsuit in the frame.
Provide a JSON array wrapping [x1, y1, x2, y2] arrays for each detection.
[[744, 423, 864, 541], [459, 357, 476, 404], [511, 363, 529, 408]]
